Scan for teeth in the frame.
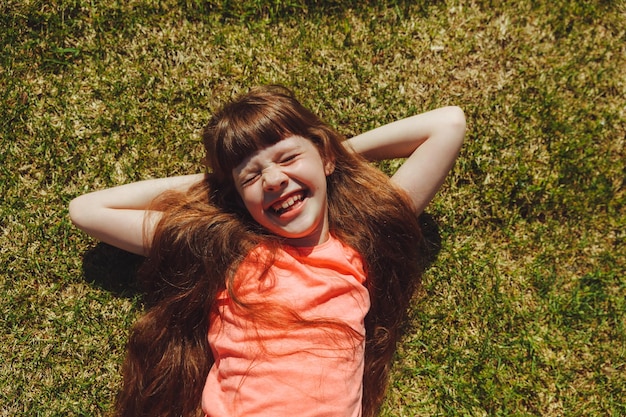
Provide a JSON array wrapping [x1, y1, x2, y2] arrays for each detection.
[[272, 193, 303, 213]]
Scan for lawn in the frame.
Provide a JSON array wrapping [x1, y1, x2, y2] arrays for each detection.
[[1, 0, 624, 415]]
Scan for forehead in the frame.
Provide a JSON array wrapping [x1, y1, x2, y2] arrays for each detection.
[[233, 135, 316, 174]]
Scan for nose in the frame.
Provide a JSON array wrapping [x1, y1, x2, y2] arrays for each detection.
[[261, 165, 288, 191]]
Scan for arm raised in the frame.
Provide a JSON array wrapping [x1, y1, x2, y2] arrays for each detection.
[[68, 174, 205, 256], [345, 106, 466, 213]]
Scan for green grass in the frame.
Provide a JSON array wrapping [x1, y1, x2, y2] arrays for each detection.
[[1, 0, 624, 415]]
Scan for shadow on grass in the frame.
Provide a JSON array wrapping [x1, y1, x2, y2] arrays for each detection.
[[419, 212, 442, 271], [82, 243, 144, 298], [180, 0, 439, 23]]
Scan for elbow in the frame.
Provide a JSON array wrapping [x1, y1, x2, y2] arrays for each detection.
[[68, 197, 81, 228], [444, 106, 466, 149], [68, 195, 89, 230], [447, 106, 467, 137]]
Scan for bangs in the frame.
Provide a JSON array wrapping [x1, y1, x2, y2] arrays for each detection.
[[204, 87, 317, 179], [216, 108, 293, 172]]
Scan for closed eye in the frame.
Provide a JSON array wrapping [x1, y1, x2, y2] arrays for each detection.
[[280, 153, 299, 165], [241, 173, 260, 186]]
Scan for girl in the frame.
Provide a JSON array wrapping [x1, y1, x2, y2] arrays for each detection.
[[69, 85, 465, 417]]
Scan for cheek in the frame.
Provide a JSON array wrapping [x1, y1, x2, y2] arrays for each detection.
[[238, 188, 261, 213]]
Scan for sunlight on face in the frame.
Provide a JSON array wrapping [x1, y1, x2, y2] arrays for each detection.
[[232, 135, 334, 247]]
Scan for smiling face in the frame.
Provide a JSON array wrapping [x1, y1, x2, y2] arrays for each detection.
[[232, 135, 334, 247]]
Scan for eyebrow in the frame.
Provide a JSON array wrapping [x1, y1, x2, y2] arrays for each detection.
[[234, 138, 305, 178], [235, 164, 258, 182]]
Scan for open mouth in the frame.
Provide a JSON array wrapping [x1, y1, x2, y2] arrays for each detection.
[[270, 191, 306, 215]]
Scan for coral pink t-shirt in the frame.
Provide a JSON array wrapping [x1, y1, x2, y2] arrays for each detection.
[[202, 235, 370, 417]]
